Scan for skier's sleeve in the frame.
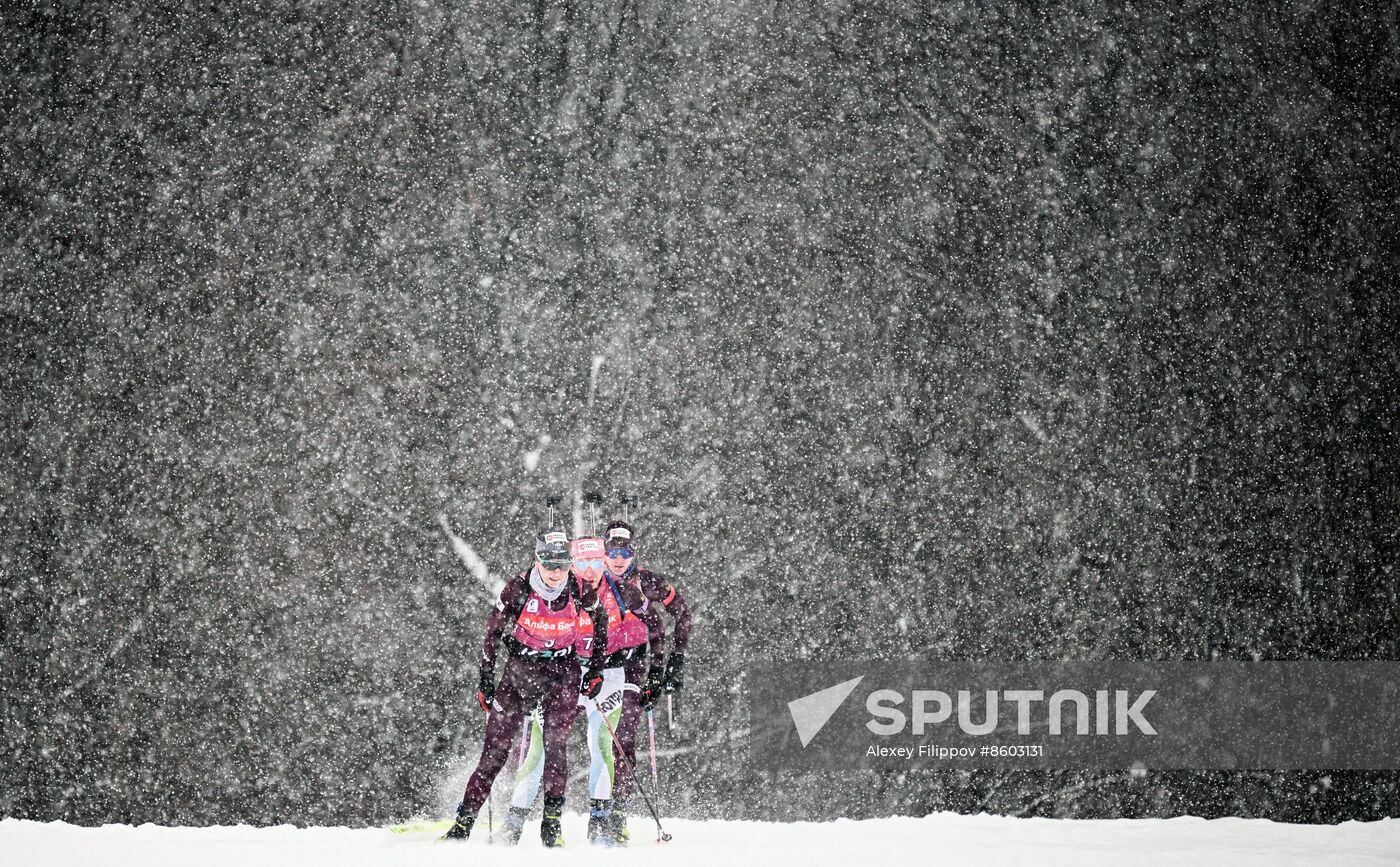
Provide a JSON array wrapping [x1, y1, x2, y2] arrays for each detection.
[[623, 580, 668, 670], [644, 570, 692, 656], [481, 576, 526, 675], [641, 597, 667, 671]]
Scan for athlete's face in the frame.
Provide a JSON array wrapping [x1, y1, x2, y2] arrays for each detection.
[[536, 559, 569, 587], [604, 548, 634, 578], [573, 558, 604, 588], [571, 539, 606, 588]]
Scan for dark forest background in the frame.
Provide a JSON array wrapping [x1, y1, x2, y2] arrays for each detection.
[[4, 0, 1398, 827]]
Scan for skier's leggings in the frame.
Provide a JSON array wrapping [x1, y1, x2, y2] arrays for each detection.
[[610, 655, 648, 800], [459, 655, 579, 815], [510, 666, 626, 805]]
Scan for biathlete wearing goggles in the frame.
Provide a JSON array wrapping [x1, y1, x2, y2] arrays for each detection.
[[503, 528, 588, 656], [571, 537, 607, 575], [535, 528, 571, 568], [604, 547, 636, 580]]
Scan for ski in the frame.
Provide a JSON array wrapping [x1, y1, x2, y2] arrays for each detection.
[[388, 818, 454, 835]]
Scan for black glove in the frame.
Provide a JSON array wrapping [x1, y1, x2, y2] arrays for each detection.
[[580, 668, 605, 699], [477, 668, 495, 713], [662, 652, 685, 693], [641, 665, 666, 709]]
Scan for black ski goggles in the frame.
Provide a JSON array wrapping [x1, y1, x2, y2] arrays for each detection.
[[536, 555, 570, 570]]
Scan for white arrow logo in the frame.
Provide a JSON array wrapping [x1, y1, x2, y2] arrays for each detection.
[[787, 675, 865, 747]]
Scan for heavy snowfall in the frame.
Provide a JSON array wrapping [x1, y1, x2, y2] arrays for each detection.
[[3, 0, 1397, 859]]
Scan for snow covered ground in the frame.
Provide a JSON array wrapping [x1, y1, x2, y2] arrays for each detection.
[[4, 812, 1398, 867]]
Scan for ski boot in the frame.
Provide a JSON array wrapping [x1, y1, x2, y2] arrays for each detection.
[[587, 799, 615, 847], [608, 795, 630, 846], [540, 795, 565, 848], [442, 804, 474, 841], [489, 806, 530, 845]]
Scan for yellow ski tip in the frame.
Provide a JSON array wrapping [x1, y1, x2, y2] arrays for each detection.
[[389, 819, 454, 835]]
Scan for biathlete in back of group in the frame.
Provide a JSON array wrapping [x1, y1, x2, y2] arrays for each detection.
[[600, 519, 692, 844], [444, 528, 608, 847]]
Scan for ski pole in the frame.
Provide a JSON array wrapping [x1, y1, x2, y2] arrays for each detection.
[[589, 697, 672, 843], [646, 710, 659, 788]]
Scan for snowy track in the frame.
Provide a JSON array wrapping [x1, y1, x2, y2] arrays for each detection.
[[4, 813, 1398, 866]]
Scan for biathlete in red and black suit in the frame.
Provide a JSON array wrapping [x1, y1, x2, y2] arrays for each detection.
[[600, 519, 692, 842], [444, 528, 609, 847]]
